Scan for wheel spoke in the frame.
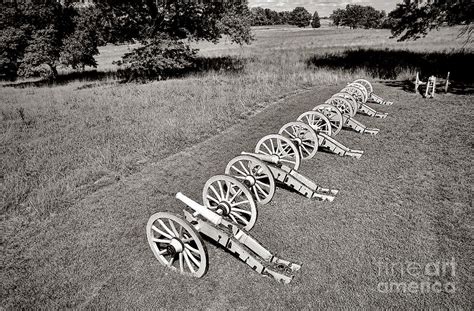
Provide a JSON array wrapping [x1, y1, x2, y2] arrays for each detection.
[[225, 180, 231, 201], [283, 128, 296, 138], [255, 183, 268, 197], [252, 186, 260, 200], [185, 243, 201, 255], [230, 165, 247, 177], [229, 188, 243, 203], [182, 250, 196, 273], [158, 219, 175, 238], [153, 238, 171, 244], [209, 184, 221, 201], [231, 200, 250, 207], [152, 225, 173, 240], [206, 194, 220, 205], [168, 254, 176, 267], [229, 213, 238, 224], [238, 161, 250, 175], [230, 211, 249, 225], [256, 180, 270, 188], [217, 181, 225, 201], [301, 144, 313, 155], [179, 253, 184, 273], [262, 143, 273, 155], [298, 145, 304, 157], [269, 138, 275, 153], [185, 249, 201, 268], [169, 220, 179, 237], [232, 208, 253, 215]]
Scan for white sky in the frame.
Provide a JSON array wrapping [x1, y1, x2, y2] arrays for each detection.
[[248, 0, 401, 17]]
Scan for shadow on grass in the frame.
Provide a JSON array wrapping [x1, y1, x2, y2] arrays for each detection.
[[307, 48, 474, 94], [2, 56, 247, 89]]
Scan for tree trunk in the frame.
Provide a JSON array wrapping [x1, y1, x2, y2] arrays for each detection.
[[48, 64, 58, 80]]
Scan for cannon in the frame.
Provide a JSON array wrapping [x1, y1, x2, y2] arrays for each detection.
[[414, 72, 450, 98], [296, 109, 364, 159], [352, 79, 394, 106], [341, 84, 388, 119], [324, 98, 380, 135], [236, 134, 337, 201], [146, 193, 301, 284]]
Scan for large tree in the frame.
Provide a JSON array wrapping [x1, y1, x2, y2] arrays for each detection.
[[311, 10, 321, 28], [330, 8, 346, 27], [389, 0, 474, 42], [289, 7, 311, 28], [0, 0, 253, 81], [106, 1, 253, 80], [0, 1, 96, 79], [330, 5, 385, 29]]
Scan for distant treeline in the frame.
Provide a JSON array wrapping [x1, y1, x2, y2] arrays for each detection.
[[331, 5, 392, 29], [250, 7, 293, 26], [251, 5, 392, 29]]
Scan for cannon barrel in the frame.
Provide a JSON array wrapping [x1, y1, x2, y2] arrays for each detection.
[[241, 152, 279, 165], [176, 192, 222, 226]]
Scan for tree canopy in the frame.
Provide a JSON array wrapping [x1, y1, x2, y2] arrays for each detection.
[[0, 0, 253, 81], [290, 7, 311, 28], [311, 10, 321, 28], [388, 0, 474, 42], [330, 5, 385, 29]]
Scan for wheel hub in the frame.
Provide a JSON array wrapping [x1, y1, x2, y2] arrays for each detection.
[[216, 201, 232, 216], [244, 175, 256, 187], [167, 238, 184, 255]]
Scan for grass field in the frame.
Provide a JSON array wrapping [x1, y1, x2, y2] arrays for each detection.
[[1, 26, 473, 308]]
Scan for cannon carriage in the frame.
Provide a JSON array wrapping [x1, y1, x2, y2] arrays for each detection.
[[147, 193, 301, 284]]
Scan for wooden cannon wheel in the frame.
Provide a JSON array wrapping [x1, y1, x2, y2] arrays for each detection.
[[353, 79, 373, 94], [202, 175, 258, 231], [341, 86, 365, 105], [278, 121, 319, 160], [255, 134, 301, 170], [348, 82, 369, 102], [325, 97, 354, 118], [225, 155, 276, 205], [146, 212, 209, 277], [313, 104, 343, 136], [297, 111, 333, 137], [331, 92, 358, 116]]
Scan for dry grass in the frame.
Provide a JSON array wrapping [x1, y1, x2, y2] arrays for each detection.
[[1, 25, 473, 308]]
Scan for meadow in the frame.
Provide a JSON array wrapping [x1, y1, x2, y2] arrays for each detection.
[[1, 25, 473, 308]]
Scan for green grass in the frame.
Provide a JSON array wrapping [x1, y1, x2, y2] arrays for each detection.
[[1, 25, 473, 308]]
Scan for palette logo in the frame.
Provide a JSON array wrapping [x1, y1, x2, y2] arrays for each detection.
[[375, 258, 456, 294]]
